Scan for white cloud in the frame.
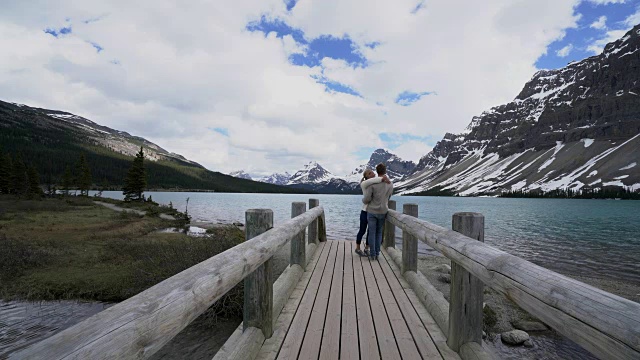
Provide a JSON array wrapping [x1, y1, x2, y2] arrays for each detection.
[[391, 141, 433, 163], [590, 15, 607, 30], [585, 0, 625, 4], [0, 0, 582, 176], [586, 9, 639, 54], [556, 44, 574, 57]]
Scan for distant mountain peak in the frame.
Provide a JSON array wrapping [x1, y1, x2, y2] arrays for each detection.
[[229, 170, 252, 180], [288, 161, 333, 184]]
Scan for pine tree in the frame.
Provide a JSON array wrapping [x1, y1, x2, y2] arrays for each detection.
[[28, 166, 42, 197], [122, 147, 147, 202], [11, 154, 28, 196], [62, 165, 73, 196], [76, 154, 92, 196]]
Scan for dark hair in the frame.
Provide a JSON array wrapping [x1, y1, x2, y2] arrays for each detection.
[[376, 163, 386, 175]]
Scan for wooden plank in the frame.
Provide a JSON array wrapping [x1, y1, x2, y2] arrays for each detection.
[[277, 241, 336, 360], [319, 241, 345, 360], [402, 203, 419, 273], [256, 242, 328, 360], [386, 210, 640, 360], [381, 249, 462, 360], [354, 248, 380, 360], [291, 202, 306, 267], [374, 254, 441, 360], [308, 199, 319, 244], [362, 257, 401, 360], [297, 241, 339, 359], [340, 241, 359, 360], [370, 258, 422, 360], [14, 206, 326, 360], [383, 200, 396, 248]]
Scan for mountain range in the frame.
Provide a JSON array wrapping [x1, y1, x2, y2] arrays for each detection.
[[230, 24, 640, 196], [0, 101, 306, 193]]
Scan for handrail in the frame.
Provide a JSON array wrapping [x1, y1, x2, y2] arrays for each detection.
[[386, 209, 640, 360], [13, 205, 326, 360]]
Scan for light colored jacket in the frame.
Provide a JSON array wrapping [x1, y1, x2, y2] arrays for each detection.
[[360, 177, 383, 211], [362, 177, 393, 214]]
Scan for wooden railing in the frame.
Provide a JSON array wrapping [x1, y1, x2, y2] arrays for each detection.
[[13, 199, 327, 360], [383, 200, 640, 360]]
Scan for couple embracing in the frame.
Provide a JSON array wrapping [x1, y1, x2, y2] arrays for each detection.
[[355, 163, 393, 260]]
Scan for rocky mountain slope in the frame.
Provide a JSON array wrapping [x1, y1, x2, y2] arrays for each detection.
[[229, 170, 253, 180], [345, 148, 416, 182], [259, 172, 291, 185], [398, 24, 640, 195], [0, 100, 305, 193]]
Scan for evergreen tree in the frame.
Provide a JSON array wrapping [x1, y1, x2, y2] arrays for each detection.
[[76, 153, 92, 196], [0, 151, 11, 194], [122, 147, 147, 201], [11, 154, 28, 196], [62, 165, 73, 196], [28, 166, 42, 197]]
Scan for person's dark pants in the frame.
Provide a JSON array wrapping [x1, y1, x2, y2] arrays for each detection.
[[356, 210, 369, 246], [367, 212, 386, 257]]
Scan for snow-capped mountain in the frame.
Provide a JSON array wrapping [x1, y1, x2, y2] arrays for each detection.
[[288, 161, 334, 184], [229, 170, 253, 180], [398, 24, 640, 196], [259, 172, 291, 185], [345, 149, 416, 182]]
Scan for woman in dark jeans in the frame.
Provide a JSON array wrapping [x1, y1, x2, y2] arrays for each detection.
[[355, 169, 390, 256]]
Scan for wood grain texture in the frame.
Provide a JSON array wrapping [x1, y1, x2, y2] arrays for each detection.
[[448, 213, 484, 351], [319, 241, 345, 360], [257, 242, 328, 360], [387, 210, 640, 360], [14, 206, 325, 360], [355, 249, 381, 360], [340, 242, 359, 360], [291, 202, 306, 267], [402, 203, 419, 274], [383, 200, 397, 248], [308, 199, 319, 244]]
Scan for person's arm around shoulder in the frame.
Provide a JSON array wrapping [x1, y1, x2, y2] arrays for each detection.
[[362, 185, 373, 204], [360, 176, 382, 191]]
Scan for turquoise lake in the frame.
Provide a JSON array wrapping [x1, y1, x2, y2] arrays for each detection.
[[95, 191, 640, 285]]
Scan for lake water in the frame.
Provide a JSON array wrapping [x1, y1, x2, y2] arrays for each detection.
[[96, 191, 640, 284]]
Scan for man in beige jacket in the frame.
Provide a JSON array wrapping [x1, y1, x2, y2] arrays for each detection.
[[362, 163, 394, 260]]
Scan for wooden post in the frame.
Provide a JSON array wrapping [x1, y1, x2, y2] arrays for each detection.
[[401, 203, 418, 273], [448, 212, 484, 351], [308, 199, 319, 244], [383, 200, 397, 248], [244, 209, 274, 338], [291, 202, 306, 267]]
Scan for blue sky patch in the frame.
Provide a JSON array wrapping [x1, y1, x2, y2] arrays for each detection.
[[44, 26, 72, 37], [395, 90, 435, 106], [312, 75, 362, 97], [411, 1, 426, 14], [535, 1, 639, 69], [247, 16, 369, 68], [212, 127, 229, 136], [284, 0, 298, 11], [90, 42, 103, 53]]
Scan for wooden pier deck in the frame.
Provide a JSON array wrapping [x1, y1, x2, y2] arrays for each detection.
[[260, 240, 458, 360]]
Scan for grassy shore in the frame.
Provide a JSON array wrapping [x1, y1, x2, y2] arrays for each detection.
[[0, 195, 244, 319]]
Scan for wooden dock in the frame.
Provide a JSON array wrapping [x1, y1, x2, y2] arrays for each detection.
[[261, 239, 457, 360]]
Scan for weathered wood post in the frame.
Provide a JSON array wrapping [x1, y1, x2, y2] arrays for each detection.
[[291, 202, 306, 267], [401, 203, 418, 273], [383, 200, 396, 248], [244, 209, 274, 338], [308, 199, 319, 244], [448, 212, 485, 351]]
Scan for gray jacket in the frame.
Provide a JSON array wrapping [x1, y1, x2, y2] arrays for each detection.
[[362, 180, 393, 214]]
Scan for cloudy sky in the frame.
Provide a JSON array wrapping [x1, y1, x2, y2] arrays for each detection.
[[1, 0, 639, 177]]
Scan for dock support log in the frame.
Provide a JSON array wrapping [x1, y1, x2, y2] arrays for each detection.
[[402, 203, 418, 273], [308, 199, 319, 244], [244, 209, 274, 338], [291, 202, 306, 267], [383, 200, 396, 248], [448, 212, 485, 352]]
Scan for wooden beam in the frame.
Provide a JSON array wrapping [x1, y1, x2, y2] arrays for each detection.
[[308, 199, 319, 244], [448, 212, 484, 351], [383, 199, 396, 248], [291, 202, 306, 267], [244, 209, 275, 338], [401, 203, 418, 273], [386, 210, 640, 360], [13, 206, 325, 360]]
